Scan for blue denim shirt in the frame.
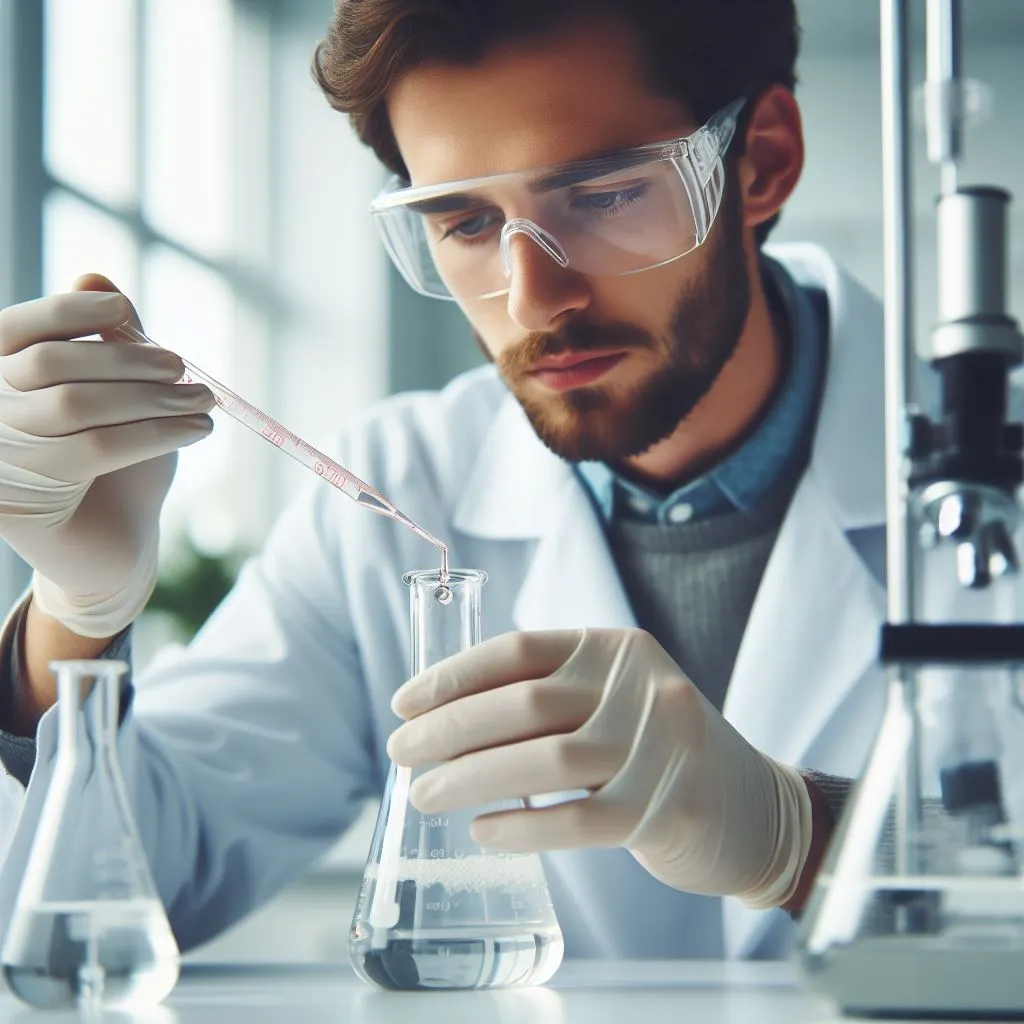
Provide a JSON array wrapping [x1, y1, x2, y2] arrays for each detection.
[[574, 256, 827, 524]]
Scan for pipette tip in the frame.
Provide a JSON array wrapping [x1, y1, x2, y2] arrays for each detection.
[[390, 509, 450, 588]]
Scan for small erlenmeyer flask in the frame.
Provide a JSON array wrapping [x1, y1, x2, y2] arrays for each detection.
[[1, 661, 180, 1011], [349, 569, 564, 991]]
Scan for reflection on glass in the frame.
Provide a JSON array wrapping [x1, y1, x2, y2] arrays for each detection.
[[143, 245, 239, 554], [43, 191, 139, 298], [143, 0, 232, 255], [44, 0, 136, 207]]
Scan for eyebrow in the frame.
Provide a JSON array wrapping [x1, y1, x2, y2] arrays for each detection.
[[403, 148, 664, 215], [531, 150, 656, 191]]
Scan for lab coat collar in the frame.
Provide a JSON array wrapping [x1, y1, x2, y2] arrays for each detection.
[[767, 242, 887, 530]]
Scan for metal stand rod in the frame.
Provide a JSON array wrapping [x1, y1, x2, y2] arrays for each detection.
[[926, 0, 963, 195], [881, 0, 916, 628], [881, 0, 921, 884]]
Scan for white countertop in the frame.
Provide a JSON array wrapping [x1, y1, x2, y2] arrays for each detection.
[[0, 960, 993, 1023]]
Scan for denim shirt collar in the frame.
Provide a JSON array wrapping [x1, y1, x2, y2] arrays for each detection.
[[574, 255, 827, 525]]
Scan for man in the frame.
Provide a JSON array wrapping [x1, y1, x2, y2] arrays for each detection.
[[0, 0, 888, 962]]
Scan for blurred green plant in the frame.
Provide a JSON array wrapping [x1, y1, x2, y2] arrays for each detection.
[[147, 538, 248, 640]]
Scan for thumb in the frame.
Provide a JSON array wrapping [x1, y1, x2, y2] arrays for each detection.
[[72, 273, 144, 337]]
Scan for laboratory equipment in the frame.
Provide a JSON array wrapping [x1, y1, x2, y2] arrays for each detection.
[[349, 568, 564, 991], [797, 0, 1024, 1017], [110, 322, 449, 585], [1, 661, 180, 1011]]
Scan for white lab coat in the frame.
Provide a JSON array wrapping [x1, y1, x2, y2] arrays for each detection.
[[0, 243, 893, 962]]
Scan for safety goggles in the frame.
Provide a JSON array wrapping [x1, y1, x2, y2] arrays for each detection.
[[370, 98, 745, 301]]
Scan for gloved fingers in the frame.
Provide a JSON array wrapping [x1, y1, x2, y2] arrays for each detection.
[[408, 733, 626, 814], [468, 797, 637, 853], [1, 338, 184, 391], [7, 414, 213, 483], [391, 629, 586, 719], [0, 291, 133, 356], [77, 273, 146, 339], [1, 380, 216, 438], [388, 673, 600, 766]]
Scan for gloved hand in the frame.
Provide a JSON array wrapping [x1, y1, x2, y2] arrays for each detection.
[[388, 628, 814, 909], [0, 275, 215, 638]]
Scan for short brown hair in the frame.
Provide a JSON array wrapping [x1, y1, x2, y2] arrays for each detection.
[[312, 0, 800, 244]]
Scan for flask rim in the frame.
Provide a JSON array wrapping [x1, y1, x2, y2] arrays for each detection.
[[403, 568, 488, 588], [48, 660, 129, 677]]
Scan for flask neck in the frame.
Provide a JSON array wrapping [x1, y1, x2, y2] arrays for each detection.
[[56, 668, 119, 755], [405, 569, 486, 675]]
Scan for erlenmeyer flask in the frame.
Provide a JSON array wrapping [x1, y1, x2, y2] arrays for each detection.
[[1, 661, 180, 1010], [349, 569, 564, 991], [798, 547, 1024, 1018]]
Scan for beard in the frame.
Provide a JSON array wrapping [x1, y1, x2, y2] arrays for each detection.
[[487, 178, 751, 464]]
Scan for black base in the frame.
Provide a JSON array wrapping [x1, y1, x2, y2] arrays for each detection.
[[880, 623, 1024, 664]]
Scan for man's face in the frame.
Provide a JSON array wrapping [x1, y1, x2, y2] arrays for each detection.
[[387, 22, 752, 464]]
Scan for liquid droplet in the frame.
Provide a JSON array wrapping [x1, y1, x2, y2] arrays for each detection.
[[434, 586, 453, 605]]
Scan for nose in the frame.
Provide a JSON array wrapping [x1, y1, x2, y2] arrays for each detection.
[[503, 232, 591, 332]]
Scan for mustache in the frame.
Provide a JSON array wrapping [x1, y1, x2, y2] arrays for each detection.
[[499, 321, 654, 376]]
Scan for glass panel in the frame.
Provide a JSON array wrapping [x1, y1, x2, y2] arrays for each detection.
[[142, 245, 238, 555], [143, 0, 232, 256], [43, 190, 139, 300], [44, 0, 136, 206]]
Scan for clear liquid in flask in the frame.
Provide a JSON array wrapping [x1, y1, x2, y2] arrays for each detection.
[[353, 927, 564, 992], [350, 855, 563, 990], [0, 661, 181, 1010], [2, 898, 180, 1010]]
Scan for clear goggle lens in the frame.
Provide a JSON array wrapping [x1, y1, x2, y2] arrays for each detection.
[[370, 99, 743, 301]]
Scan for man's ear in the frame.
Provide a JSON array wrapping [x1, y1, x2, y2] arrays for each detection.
[[737, 85, 805, 233]]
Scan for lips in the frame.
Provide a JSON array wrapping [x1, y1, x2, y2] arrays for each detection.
[[528, 352, 627, 391]]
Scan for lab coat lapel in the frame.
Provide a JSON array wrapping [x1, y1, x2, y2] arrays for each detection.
[[721, 244, 890, 960], [452, 394, 636, 632], [511, 473, 637, 632], [722, 477, 886, 765]]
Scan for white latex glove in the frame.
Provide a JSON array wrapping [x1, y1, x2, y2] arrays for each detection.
[[0, 276, 215, 638], [388, 628, 814, 910]]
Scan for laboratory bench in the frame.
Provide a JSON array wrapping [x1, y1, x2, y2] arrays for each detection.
[[0, 960, 1002, 1023]]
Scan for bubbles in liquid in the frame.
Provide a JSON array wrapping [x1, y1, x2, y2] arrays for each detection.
[[365, 854, 549, 892], [2, 899, 180, 1010]]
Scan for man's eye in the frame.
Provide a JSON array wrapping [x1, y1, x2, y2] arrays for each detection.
[[572, 183, 650, 214], [441, 211, 501, 241]]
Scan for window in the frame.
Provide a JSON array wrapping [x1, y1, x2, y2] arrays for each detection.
[[42, 0, 274, 562]]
